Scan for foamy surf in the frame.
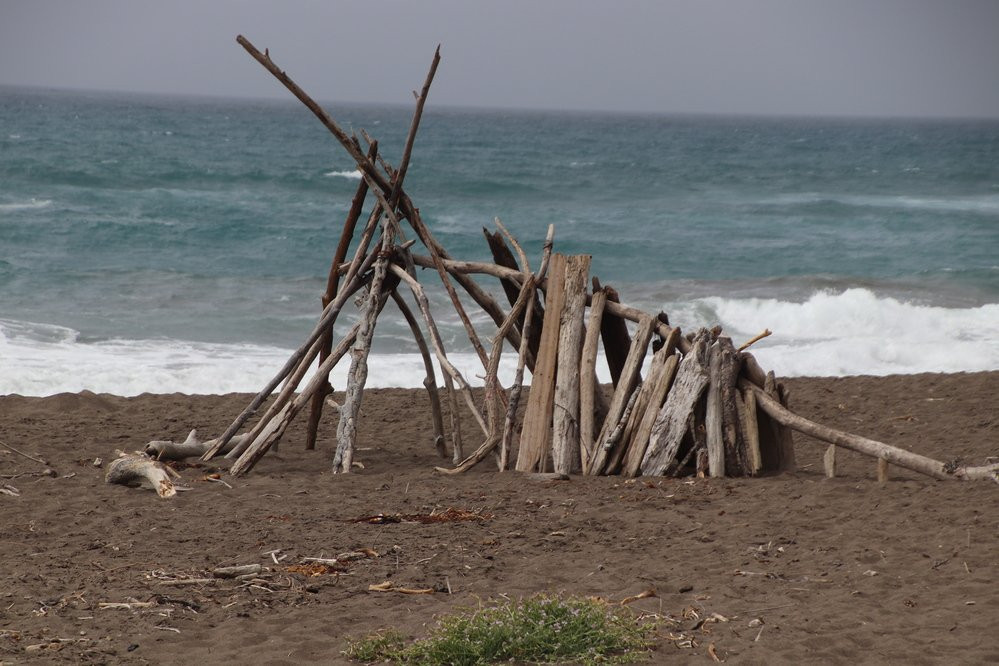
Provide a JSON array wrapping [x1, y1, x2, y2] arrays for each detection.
[[678, 288, 999, 377], [324, 169, 363, 179], [2, 289, 997, 396], [0, 198, 53, 212]]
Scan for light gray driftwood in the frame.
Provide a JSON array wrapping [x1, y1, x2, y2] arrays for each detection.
[[587, 315, 656, 475], [741, 379, 999, 482], [145, 429, 249, 461], [640, 331, 711, 476], [516, 253, 567, 473], [552, 254, 591, 475], [106, 452, 180, 498]]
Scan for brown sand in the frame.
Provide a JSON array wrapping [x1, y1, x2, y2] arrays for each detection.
[[1, 372, 997, 664]]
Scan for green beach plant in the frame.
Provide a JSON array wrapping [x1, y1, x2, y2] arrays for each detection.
[[343, 593, 657, 665]]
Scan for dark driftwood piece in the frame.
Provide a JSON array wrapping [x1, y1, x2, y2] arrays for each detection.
[[597, 283, 631, 388], [484, 228, 543, 366]]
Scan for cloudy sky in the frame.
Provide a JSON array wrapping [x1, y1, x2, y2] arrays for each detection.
[[1, 0, 998, 118]]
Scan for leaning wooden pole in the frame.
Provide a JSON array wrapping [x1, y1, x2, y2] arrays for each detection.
[[304, 141, 378, 451], [741, 379, 999, 482]]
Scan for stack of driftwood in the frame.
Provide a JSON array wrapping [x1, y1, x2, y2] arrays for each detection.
[[193, 35, 998, 485]]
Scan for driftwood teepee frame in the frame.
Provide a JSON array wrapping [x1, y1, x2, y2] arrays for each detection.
[[199, 36, 998, 485]]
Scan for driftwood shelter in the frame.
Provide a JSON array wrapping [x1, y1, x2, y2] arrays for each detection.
[[116, 36, 998, 492]]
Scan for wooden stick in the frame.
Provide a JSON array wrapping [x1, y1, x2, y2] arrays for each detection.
[[578, 288, 607, 471], [501, 225, 554, 471], [305, 141, 379, 451], [740, 387, 762, 475], [516, 254, 567, 473], [705, 342, 725, 478], [621, 333, 681, 478], [640, 330, 712, 476], [877, 457, 889, 483], [389, 264, 488, 436], [587, 315, 656, 475], [391, 290, 446, 456], [824, 444, 837, 479], [202, 242, 381, 461], [597, 283, 631, 389], [741, 379, 999, 482], [552, 254, 591, 474], [333, 231, 393, 474], [738, 329, 772, 352]]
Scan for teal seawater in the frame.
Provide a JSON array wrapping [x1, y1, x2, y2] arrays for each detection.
[[1, 86, 997, 393]]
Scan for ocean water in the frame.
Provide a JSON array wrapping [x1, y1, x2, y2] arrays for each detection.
[[1, 86, 997, 396]]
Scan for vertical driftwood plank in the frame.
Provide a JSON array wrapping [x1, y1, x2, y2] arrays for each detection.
[[587, 315, 656, 475], [775, 383, 797, 471], [704, 342, 726, 478], [597, 282, 631, 389], [552, 255, 591, 475], [640, 330, 711, 476], [740, 387, 762, 475], [578, 288, 607, 471], [516, 254, 567, 472], [824, 444, 837, 478], [714, 337, 748, 477], [877, 457, 889, 483]]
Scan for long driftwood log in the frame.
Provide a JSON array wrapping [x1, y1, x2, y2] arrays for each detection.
[[145, 430, 250, 461], [742, 380, 999, 482]]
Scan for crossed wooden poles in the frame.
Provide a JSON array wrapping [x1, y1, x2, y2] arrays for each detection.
[[199, 36, 999, 485]]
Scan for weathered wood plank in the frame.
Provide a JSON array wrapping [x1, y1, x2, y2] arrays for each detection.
[[640, 331, 711, 476], [516, 254, 567, 472], [552, 254, 591, 474], [587, 315, 656, 475]]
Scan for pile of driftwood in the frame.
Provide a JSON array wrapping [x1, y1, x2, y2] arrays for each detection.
[[185, 36, 999, 486]]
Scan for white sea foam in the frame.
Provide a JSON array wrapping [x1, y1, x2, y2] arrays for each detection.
[[0, 198, 53, 212], [3, 289, 997, 396], [324, 169, 363, 180], [0, 319, 530, 396], [676, 288, 999, 377], [766, 192, 999, 214]]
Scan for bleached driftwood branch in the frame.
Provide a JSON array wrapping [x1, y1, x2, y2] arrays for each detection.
[[145, 429, 249, 461], [105, 452, 180, 498]]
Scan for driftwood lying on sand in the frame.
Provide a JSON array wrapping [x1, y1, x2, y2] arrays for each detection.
[[105, 452, 180, 498], [144, 429, 249, 461]]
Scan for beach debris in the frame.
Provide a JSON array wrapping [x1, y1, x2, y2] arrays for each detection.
[[368, 580, 434, 595], [212, 564, 262, 579], [144, 429, 248, 461], [351, 508, 491, 524], [190, 33, 999, 486], [105, 451, 180, 498]]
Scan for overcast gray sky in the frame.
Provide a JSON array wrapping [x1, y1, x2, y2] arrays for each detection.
[[1, 0, 998, 118]]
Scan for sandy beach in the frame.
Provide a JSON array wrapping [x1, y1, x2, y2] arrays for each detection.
[[1, 372, 997, 664]]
